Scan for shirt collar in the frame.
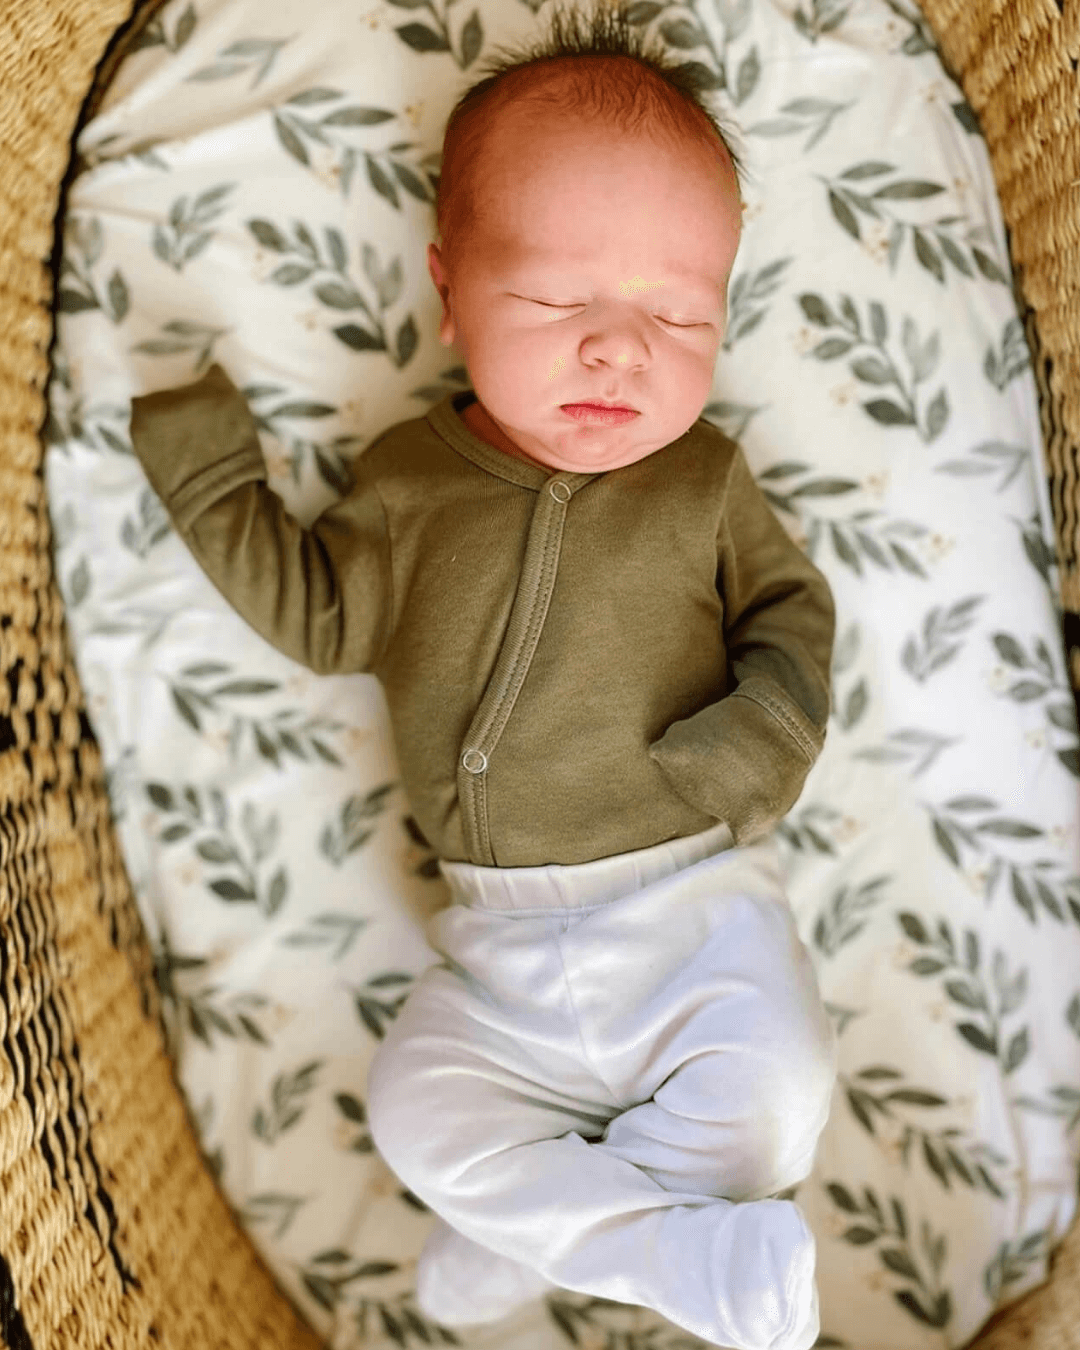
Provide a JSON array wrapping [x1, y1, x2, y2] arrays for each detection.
[[427, 391, 604, 495]]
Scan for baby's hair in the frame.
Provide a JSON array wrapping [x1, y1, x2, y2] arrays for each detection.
[[434, 0, 746, 273]]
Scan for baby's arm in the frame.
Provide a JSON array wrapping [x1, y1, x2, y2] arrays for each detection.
[[649, 441, 835, 846], [128, 363, 392, 675]]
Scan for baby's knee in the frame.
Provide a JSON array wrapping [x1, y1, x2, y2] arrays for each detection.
[[760, 1008, 837, 1186], [366, 1032, 447, 1187], [776, 923, 837, 1120], [366, 1036, 413, 1169], [367, 1030, 491, 1201]]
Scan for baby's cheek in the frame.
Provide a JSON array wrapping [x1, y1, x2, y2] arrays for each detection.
[[546, 354, 566, 381]]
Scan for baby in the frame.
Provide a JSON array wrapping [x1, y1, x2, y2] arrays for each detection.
[[128, 9, 837, 1349]]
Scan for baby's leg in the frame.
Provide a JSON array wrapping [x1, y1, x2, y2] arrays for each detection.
[[409, 877, 833, 1330], [414, 1215, 557, 1325], [594, 887, 838, 1207], [367, 962, 818, 1350]]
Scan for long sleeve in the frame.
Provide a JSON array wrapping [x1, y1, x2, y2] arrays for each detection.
[[128, 363, 393, 676], [648, 442, 835, 846]]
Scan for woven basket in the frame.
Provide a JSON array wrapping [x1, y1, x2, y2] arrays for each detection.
[[1, 0, 1077, 1346]]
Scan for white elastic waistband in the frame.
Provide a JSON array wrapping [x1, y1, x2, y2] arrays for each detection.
[[437, 821, 744, 912]]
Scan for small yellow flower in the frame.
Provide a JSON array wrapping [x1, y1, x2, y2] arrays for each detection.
[[369, 1160, 402, 1200], [202, 728, 231, 755], [986, 664, 1012, 694], [861, 220, 891, 264], [830, 380, 858, 407], [892, 941, 914, 969], [314, 145, 342, 194], [251, 248, 278, 284], [333, 1118, 359, 1151], [864, 471, 888, 498], [792, 324, 815, 354], [924, 532, 955, 563], [823, 1208, 850, 1238], [345, 726, 372, 758], [966, 865, 990, 896], [268, 1002, 295, 1032], [872, 19, 900, 51], [178, 861, 200, 887], [881, 1127, 906, 1165], [206, 937, 240, 967]]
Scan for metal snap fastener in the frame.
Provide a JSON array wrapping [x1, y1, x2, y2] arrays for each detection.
[[462, 749, 488, 773], [549, 480, 571, 503]]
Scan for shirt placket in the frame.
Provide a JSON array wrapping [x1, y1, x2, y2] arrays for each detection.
[[457, 474, 586, 865]]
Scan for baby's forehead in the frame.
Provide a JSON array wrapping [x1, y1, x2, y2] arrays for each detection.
[[480, 102, 735, 191]]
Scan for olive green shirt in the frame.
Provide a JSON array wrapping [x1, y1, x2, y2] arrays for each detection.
[[129, 362, 835, 867]]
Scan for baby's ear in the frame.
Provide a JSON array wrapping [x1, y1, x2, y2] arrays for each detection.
[[427, 241, 448, 293], [427, 243, 456, 349]]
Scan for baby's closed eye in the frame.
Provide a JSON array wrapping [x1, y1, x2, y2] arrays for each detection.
[[519, 298, 704, 327]]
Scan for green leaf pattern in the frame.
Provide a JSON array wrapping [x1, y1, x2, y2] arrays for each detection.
[[44, 0, 1080, 1345]]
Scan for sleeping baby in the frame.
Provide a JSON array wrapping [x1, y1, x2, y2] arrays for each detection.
[[128, 8, 838, 1349]]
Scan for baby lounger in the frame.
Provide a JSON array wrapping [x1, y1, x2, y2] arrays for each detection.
[[3, 0, 1080, 1347]]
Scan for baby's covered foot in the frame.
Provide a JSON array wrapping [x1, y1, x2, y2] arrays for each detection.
[[415, 1215, 557, 1326], [709, 1197, 820, 1350]]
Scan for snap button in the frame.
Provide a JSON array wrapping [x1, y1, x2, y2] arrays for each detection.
[[549, 480, 571, 503], [461, 749, 488, 773]]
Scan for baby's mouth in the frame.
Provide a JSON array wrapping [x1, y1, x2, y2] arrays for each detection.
[[560, 404, 640, 427]]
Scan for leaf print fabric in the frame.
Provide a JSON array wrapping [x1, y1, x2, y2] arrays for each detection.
[[45, 0, 1080, 1346]]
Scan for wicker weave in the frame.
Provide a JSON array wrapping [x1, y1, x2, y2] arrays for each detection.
[[0, 0, 1076, 1346]]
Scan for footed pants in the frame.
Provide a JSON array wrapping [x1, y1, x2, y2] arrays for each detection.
[[366, 821, 837, 1348]]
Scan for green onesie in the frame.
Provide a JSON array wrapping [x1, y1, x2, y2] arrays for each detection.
[[129, 362, 835, 867]]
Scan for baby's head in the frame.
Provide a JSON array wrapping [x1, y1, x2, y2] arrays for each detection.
[[428, 0, 745, 475]]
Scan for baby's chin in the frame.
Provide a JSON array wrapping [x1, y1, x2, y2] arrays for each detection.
[[524, 432, 664, 474], [471, 400, 685, 473]]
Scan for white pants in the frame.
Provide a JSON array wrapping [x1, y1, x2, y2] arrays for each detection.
[[366, 822, 838, 1349]]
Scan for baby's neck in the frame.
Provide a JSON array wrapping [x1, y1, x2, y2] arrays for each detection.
[[461, 399, 549, 470]]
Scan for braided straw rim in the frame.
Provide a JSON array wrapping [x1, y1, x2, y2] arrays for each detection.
[[0, 0, 1077, 1346], [2, 10, 324, 1348]]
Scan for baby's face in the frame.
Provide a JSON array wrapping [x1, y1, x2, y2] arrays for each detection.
[[429, 113, 742, 475]]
